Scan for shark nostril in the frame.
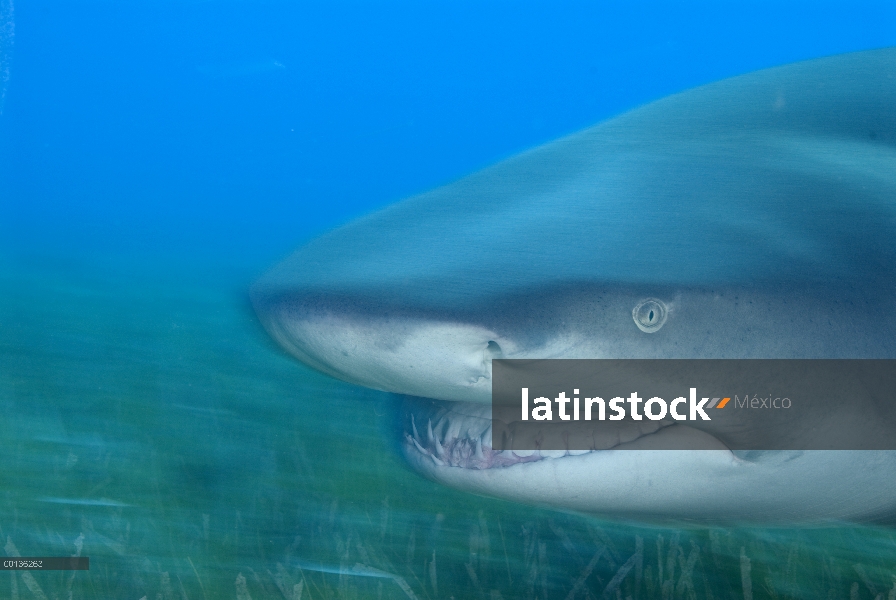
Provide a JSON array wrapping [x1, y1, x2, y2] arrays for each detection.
[[633, 298, 668, 333]]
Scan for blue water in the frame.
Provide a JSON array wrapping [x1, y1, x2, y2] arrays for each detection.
[[2, 2, 896, 599]]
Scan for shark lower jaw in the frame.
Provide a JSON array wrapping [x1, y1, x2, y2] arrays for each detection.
[[399, 395, 730, 472]]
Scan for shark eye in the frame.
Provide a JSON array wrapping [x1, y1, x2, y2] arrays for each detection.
[[632, 298, 668, 333]]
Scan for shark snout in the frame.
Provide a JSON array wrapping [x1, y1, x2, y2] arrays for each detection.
[[253, 294, 510, 403]]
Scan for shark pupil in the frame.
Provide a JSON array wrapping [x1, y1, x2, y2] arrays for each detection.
[[633, 298, 668, 333]]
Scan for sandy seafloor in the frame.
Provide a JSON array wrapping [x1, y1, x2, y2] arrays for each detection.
[[3, 1, 896, 598]]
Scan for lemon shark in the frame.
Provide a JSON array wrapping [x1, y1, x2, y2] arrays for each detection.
[[252, 47, 896, 524]]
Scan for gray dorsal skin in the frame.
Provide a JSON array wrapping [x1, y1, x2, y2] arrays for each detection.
[[253, 48, 896, 524]]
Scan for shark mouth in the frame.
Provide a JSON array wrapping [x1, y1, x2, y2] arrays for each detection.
[[400, 396, 707, 470]]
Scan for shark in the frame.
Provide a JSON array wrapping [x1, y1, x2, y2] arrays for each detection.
[[252, 47, 896, 524]]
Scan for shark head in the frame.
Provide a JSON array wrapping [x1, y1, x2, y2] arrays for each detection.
[[252, 47, 896, 524]]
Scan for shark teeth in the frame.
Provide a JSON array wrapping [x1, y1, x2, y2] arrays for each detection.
[[411, 436, 427, 455], [403, 396, 680, 470], [411, 415, 420, 442], [404, 421, 590, 470], [433, 432, 445, 458]]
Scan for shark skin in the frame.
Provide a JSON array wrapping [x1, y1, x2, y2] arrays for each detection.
[[252, 47, 896, 524]]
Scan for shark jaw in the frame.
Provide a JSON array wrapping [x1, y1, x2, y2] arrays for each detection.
[[397, 395, 896, 525], [399, 395, 731, 470]]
